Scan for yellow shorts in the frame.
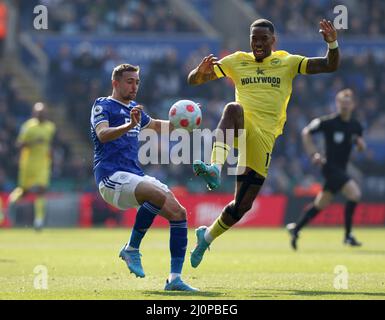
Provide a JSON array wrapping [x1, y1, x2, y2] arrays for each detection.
[[234, 118, 276, 177], [18, 165, 51, 190]]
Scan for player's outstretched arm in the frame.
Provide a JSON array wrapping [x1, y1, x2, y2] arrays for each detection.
[[187, 54, 219, 86], [302, 124, 325, 165], [146, 119, 174, 133], [95, 106, 142, 143], [306, 19, 340, 74]]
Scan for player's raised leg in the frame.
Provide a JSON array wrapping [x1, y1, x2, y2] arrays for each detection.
[[287, 191, 333, 250], [193, 102, 244, 190], [341, 179, 362, 246], [191, 167, 264, 268], [98, 173, 159, 278]]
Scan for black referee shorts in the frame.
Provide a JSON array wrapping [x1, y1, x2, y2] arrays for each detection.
[[322, 165, 350, 194]]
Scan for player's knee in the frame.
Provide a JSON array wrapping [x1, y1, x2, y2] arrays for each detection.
[[314, 200, 328, 211], [224, 201, 250, 222], [163, 196, 186, 221], [223, 102, 243, 118], [170, 205, 186, 221], [237, 202, 253, 216], [177, 205, 187, 220], [348, 190, 361, 202], [314, 193, 332, 210]]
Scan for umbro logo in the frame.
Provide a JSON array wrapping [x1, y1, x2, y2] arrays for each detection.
[[270, 58, 281, 66]]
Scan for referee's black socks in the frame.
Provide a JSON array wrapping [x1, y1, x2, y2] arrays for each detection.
[[295, 205, 320, 233], [344, 201, 358, 238]]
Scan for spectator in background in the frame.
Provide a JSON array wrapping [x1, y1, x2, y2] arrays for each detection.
[[249, 0, 385, 37], [8, 102, 56, 230], [11, 0, 385, 195], [26, 0, 200, 34]]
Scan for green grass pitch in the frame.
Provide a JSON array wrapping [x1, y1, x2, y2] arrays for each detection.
[[0, 228, 384, 300]]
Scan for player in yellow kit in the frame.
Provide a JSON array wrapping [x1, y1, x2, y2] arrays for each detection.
[[8, 102, 56, 230], [188, 19, 340, 267]]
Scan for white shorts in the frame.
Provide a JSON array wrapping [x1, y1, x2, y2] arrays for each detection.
[[98, 171, 170, 210]]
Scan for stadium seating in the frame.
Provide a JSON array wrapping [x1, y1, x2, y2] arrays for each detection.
[[246, 0, 385, 37], [2, 0, 383, 197]]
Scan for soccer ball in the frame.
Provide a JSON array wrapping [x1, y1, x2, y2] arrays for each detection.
[[168, 99, 202, 132]]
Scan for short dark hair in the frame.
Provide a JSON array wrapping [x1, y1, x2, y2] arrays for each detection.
[[336, 88, 354, 100], [112, 64, 140, 81], [250, 19, 275, 34]]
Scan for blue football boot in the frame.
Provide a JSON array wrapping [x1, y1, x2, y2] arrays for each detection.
[[119, 247, 145, 278], [192, 160, 220, 191], [164, 277, 199, 292], [190, 226, 210, 268]]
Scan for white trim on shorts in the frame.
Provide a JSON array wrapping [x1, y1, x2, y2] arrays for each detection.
[[98, 171, 169, 210]]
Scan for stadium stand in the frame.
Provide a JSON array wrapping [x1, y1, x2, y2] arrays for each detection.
[[246, 0, 385, 37], [2, 0, 383, 198], [20, 0, 201, 34]]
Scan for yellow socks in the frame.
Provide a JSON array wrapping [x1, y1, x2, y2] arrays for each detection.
[[205, 216, 231, 243], [34, 196, 46, 225], [211, 141, 231, 170]]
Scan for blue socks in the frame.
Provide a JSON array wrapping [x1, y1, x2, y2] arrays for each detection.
[[126, 203, 188, 281], [169, 220, 188, 275], [127, 202, 159, 250]]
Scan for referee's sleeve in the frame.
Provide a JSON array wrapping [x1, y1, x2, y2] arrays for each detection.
[[307, 118, 323, 134]]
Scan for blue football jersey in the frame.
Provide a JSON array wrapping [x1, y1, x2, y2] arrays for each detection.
[[90, 97, 152, 185]]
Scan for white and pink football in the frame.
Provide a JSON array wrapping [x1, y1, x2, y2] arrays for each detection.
[[168, 99, 202, 132]]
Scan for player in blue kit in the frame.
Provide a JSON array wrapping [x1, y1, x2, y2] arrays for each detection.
[[90, 64, 198, 291]]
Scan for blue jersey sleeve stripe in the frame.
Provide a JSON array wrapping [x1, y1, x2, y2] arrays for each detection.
[[93, 119, 109, 129], [141, 117, 152, 129]]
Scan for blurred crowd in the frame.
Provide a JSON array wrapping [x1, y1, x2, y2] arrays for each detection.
[[267, 53, 385, 195], [2, 0, 383, 196], [44, 42, 230, 192], [0, 70, 77, 192], [248, 0, 385, 37], [20, 0, 200, 33], [42, 43, 385, 195]]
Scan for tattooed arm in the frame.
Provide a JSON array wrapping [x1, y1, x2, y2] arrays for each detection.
[[306, 19, 340, 74], [187, 54, 220, 85]]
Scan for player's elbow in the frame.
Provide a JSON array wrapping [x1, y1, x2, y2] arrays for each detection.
[[326, 58, 340, 72], [301, 127, 310, 137], [97, 132, 109, 144], [187, 76, 198, 86], [326, 64, 339, 72]]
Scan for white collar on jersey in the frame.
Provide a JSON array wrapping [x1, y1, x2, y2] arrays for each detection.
[[107, 96, 135, 109]]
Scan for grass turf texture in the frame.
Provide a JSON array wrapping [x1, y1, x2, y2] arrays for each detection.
[[0, 228, 384, 300]]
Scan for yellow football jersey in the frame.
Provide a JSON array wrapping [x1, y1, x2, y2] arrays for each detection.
[[17, 118, 56, 167], [214, 50, 309, 137]]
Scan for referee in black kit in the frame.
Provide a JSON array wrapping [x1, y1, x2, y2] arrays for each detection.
[[287, 89, 366, 250]]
